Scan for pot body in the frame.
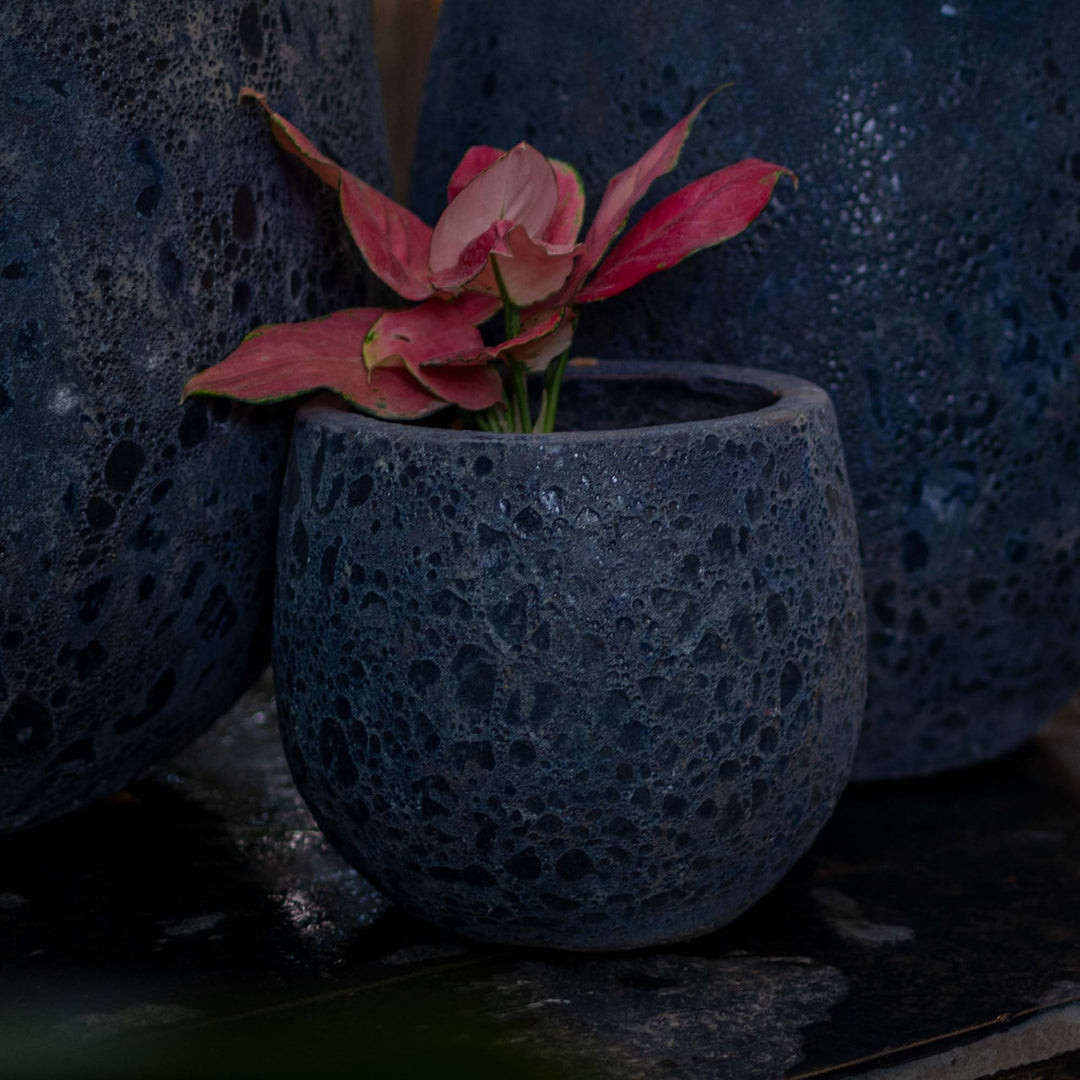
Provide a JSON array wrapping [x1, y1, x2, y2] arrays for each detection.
[[413, 0, 1080, 779], [0, 0, 388, 832], [274, 363, 866, 949]]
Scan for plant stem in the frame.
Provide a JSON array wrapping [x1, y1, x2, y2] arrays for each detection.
[[492, 259, 521, 341], [539, 347, 571, 434], [509, 361, 530, 433], [490, 256, 530, 433], [532, 389, 549, 434], [476, 403, 509, 433]]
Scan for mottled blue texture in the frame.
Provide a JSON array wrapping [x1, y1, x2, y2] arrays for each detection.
[[274, 364, 866, 949], [413, 0, 1080, 778], [0, 0, 388, 833]]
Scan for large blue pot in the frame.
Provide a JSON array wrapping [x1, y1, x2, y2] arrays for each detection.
[[0, 0, 389, 833], [413, 0, 1080, 778]]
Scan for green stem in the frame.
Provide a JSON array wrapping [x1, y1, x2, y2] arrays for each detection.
[[490, 256, 529, 432], [477, 403, 508, 433], [532, 388, 549, 434], [510, 361, 530, 434], [492, 258, 521, 341], [540, 347, 572, 434]]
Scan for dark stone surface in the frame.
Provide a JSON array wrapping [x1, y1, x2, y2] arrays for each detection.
[[2, 678, 1080, 1078], [0, 0, 389, 833], [272, 362, 866, 948], [412, 0, 1080, 779]]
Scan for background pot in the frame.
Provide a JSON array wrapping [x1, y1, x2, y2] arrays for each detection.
[[273, 362, 866, 950], [0, 0, 389, 833], [412, 0, 1080, 779]]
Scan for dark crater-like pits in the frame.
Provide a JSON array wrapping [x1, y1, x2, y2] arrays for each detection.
[[0, 0, 388, 834], [274, 365, 865, 948], [412, 0, 1080, 780]]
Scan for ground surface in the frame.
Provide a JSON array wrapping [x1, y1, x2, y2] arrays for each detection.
[[3, 673, 1079, 1078]]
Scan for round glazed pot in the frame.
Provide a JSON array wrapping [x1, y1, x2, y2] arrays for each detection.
[[413, 0, 1080, 779], [273, 362, 866, 949], [0, 1, 388, 833]]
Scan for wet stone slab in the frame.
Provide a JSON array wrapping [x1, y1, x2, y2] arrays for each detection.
[[1, 673, 1079, 1077]]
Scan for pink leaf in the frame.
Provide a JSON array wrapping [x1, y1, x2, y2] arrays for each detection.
[[241, 89, 435, 302], [444, 290, 503, 325], [506, 308, 577, 372], [447, 149, 584, 248], [360, 298, 505, 411], [429, 144, 559, 278], [335, 364, 449, 419], [542, 159, 586, 246], [362, 299, 486, 372], [577, 159, 795, 303], [486, 307, 566, 359], [337, 176, 437, 301], [181, 309, 446, 420], [447, 146, 505, 202], [240, 88, 343, 188], [488, 226, 580, 306], [559, 92, 717, 299], [471, 306, 574, 372], [430, 218, 514, 293], [410, 362, 505, 411], [430, 221, 579, 305]]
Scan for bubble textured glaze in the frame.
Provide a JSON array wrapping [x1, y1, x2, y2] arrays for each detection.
[[274, 363, 866, 949], [413, 0, 1080, 778], [0, 0, 389, 833]]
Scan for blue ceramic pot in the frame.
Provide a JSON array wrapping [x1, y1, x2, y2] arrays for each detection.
[[273, 363, 866, 949], [413, 0, 1080, 779], [0, 0, 388, 833]]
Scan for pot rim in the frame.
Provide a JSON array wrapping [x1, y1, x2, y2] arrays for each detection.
[[297, 360, 834, 444]]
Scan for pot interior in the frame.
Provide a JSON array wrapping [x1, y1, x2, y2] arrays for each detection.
[[553, 371, 779, 431]]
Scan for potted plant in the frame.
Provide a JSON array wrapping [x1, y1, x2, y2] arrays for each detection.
[[184, 92, 867, 949]]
